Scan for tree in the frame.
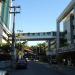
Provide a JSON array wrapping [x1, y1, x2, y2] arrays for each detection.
[[30, 42, 48, 62], [0, 43, 11, 53]]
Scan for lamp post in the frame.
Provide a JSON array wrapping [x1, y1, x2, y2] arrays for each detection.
[[9, 6, 20, 68]]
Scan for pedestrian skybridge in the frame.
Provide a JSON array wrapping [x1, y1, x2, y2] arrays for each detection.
[[10, 32, 63, 41], [15, 32, 57, 41]]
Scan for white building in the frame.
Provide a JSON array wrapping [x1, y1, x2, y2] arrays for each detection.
[[57, 0, 75, 50], [0, 0, 12, 43]]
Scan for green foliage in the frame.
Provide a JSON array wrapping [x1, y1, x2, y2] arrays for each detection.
[[30, 42, 48, 62], [0, 43, 11, 52], [60, 38, 68, 47]]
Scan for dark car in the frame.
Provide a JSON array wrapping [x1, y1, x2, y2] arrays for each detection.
[[51, 59, 57, 64], [16, 59, 27, 69], [0, 53, 11, 69]]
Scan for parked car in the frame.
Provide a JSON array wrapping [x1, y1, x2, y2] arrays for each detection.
[[51, 59, 57, 64], [16, 58, 27, 69], [34, 59, 39, 62], [0, 70, 9, 75], [26, 58, 31, 62]]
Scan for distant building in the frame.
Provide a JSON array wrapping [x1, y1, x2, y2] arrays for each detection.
[[0, 0, 12, 43]]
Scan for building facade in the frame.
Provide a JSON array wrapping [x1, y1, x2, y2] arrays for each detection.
[[56, 0, 75, 50], [0, 0, 12, 43], [63, 9, 75, 45], [56, 0, 75, 65]]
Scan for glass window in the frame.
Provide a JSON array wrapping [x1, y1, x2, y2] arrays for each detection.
[[22, 33, 25, 36], [53, 32, 56, 36], [32, 33, 35, 36], [47, 32, 51, 35], [43, 33, 45, 35], [38, 33, 40, 36], [27, 33, 30, 36]]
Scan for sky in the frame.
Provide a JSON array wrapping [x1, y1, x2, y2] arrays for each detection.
[[12, 0, 71, 46]]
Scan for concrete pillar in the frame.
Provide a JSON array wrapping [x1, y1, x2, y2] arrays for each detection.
[[70, 14, 74, 44], [73, 6, 75, 20], [48, 40, 50, 51], [56, 22, 60, 50], [73, 6, 75, 43]]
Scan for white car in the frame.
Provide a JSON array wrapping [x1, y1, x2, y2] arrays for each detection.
[[0, 71, 9, 75], [26, 58, 30, 62], [34, 59, 39, 62]]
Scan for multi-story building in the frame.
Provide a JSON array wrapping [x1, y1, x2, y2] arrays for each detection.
[[56, 0, 75, 50], [63, 12, 75, 45], [0, 0, 12, 43], [56, 0, 75, 65]]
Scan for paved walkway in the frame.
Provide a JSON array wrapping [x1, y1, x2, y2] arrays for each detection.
[[49, 64, 75, 75], [36, 61, 75, 75]]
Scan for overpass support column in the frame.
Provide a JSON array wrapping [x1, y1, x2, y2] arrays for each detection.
[[48, 40, 51, 51], [56, 22, 60, 51], [73, 6, 75, 44], [73, 6, 75, 23]]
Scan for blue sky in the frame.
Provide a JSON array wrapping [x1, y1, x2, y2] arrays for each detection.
[[13, 0, 71, 46]]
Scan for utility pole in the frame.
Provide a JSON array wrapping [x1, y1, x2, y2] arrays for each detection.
[[10, 6, 20, 68]]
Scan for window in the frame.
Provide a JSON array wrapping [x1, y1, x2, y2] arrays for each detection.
[[71, 25, 74, 29], [22, 33, 25, 36], [47, 32, 51, 35], [53, 32, 56, 36], [27, 33, 30, 36], [32, 33, 35, 36], [38, 33, 40, 36], [43, 33, 45, 35], [0, 53, 11, 61], [64, 30, 67, 34], [2, 0, 6, 2], [73, 35, 75, 39], [70, 14, 74, 20]]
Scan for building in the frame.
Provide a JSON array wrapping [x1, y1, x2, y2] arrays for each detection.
[[56, 0, 75, 50], [63, 13, 75, 45], [0, 0, 12, 43], [56, 0, 75, 65]]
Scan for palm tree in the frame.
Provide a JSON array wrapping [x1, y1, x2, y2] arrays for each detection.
[[37, 42, 47, 55]]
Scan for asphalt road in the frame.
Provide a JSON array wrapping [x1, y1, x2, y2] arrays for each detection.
[[10, 61, 65, 75]]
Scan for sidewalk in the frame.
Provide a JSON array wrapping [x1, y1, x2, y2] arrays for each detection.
[[36, 61, 75, 75], [49, 64, 75, 75]]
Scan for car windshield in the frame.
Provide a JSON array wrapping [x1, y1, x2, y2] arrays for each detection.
[[0, 54, 11, 61]]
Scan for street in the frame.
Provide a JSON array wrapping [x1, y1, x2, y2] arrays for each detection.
[[10, 61, 65, 75]]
